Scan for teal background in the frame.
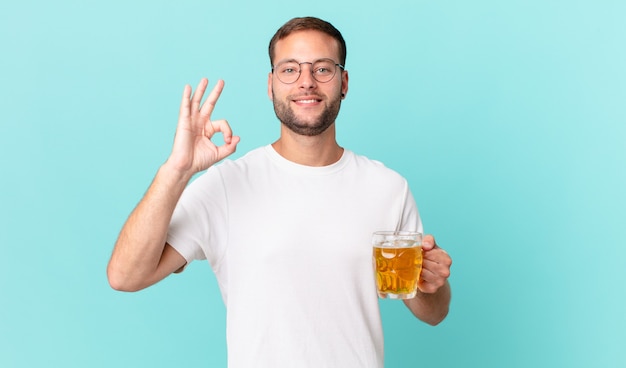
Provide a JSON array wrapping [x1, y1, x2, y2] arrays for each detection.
[[1, 0, 624, 367]]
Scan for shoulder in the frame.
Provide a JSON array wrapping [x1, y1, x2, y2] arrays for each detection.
[[341, 150, 410, 194], [347, 150, 407, 181]]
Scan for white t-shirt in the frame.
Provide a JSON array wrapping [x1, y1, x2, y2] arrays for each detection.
[[167, 145, 422, 368]]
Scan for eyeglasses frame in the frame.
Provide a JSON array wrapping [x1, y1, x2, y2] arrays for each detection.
[[271, 58, 345, 84]]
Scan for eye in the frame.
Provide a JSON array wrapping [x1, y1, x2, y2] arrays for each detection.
[[278, 63, 299, 74], [313, 60, 335, 75]]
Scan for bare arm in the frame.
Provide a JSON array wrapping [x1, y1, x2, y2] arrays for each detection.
[[107, 79, 240, 292], [403, 235, 452, 325]]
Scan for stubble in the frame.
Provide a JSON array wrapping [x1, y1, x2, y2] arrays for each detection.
[[272, 90, 342, 136]]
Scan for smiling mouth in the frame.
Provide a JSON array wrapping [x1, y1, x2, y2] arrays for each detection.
[[292, 96, 323, 106], [296, 99, 320, 104]]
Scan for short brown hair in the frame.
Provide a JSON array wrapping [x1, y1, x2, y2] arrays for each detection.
[[268, 17, 347, 67]]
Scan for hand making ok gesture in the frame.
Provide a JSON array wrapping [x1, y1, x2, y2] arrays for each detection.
[[166, 78, 240, 176]]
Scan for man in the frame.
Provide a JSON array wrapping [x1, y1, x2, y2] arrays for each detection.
[[108, 17, 452, 368]]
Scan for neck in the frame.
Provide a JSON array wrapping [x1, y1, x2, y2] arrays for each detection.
[[272, 124, 344, 166]]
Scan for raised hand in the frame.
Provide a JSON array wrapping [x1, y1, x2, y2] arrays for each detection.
[[108, 79, 240, 292], [167, 78, 240, 176]]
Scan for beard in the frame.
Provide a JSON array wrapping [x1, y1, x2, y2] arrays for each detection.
[[272, 90, 342, 136]]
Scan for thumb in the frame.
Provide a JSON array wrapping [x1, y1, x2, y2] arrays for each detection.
[[422, 234, 436, 251]]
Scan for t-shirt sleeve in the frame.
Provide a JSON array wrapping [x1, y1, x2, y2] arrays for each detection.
[[166, 166, 229, 268], [399, 181, 423, 234]]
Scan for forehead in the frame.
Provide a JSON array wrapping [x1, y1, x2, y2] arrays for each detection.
[[273, 30, 340, 64]]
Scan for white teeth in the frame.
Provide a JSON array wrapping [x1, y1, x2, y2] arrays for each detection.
[[298, 99, 317, 103]]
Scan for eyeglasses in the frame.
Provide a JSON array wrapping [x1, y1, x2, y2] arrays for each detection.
[[272, 58, 345, 84]]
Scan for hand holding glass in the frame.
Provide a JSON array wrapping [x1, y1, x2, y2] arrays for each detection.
[[372, 231, 423, 299]]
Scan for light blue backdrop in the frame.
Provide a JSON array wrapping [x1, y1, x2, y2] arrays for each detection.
[[1, 0, 624, 367]]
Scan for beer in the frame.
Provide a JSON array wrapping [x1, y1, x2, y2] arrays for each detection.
[[372, 235, 422, 299]]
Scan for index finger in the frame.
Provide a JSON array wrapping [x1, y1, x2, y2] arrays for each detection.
[[199, 79, 225, 118]]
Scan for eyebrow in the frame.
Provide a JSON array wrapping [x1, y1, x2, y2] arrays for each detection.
[[273, 58, 298, 67], [274, 58, 334, 65]]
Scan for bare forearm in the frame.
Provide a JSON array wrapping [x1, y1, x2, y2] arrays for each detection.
[[107, 163, 191, 291], [403, 280, 451, 326]]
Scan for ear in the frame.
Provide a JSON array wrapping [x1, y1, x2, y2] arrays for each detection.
[[341, 70, 349, 99], [267, 72, 274, 101]]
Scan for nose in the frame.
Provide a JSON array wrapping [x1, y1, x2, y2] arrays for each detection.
[[297, 63, 317, 89]]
